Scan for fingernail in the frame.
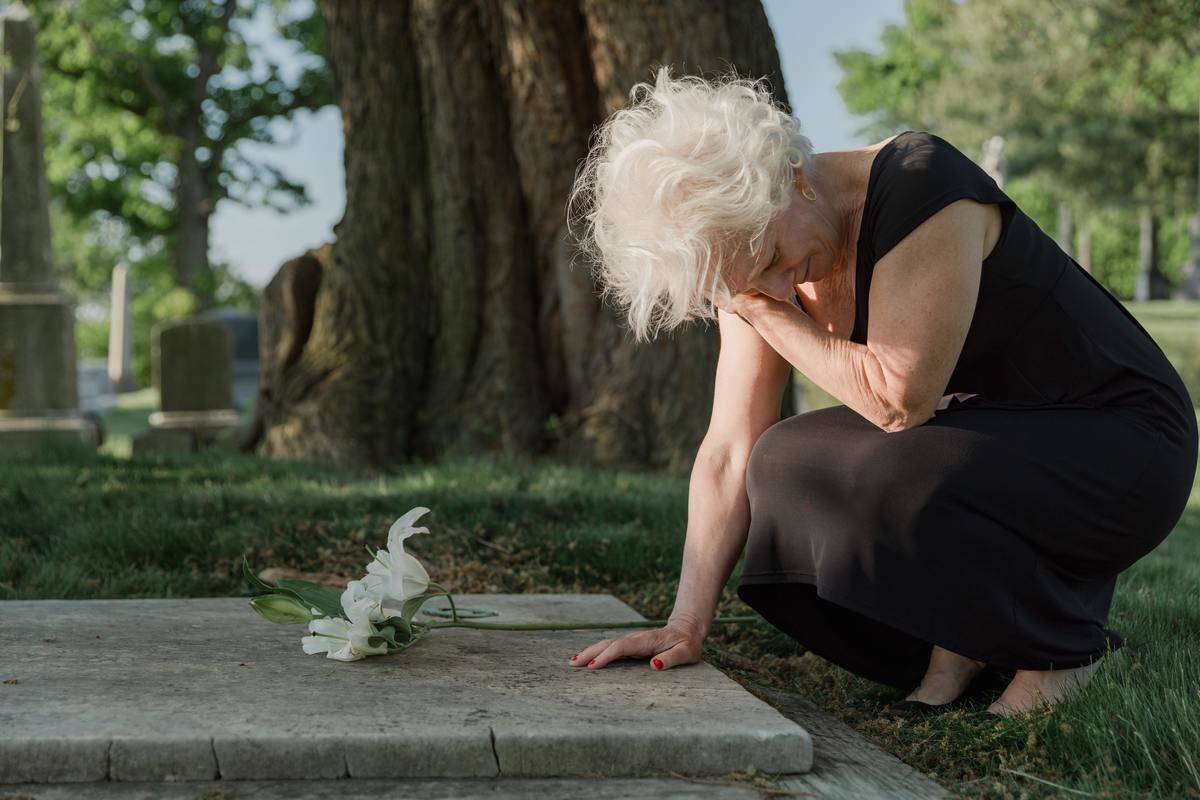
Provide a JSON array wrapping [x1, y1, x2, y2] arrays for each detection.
[[588, 658, 597, 666], [570, 654, 578, 661], [652, 658, 664, 670]]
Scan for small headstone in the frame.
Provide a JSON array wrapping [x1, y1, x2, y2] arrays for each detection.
[[132, 318, 239, 455], [193, 307, 261, 408], [76, 359, 116, 415], [106, 263, 135, 391], [0, 2, 94, 452]]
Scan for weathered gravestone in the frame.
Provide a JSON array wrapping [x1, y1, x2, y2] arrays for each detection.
[[0, 2, 94, 452], [132, 318, 239, 455], [0, 594, 813, 784], [0, 593, 952, 798], [194, 307, 261, 408]]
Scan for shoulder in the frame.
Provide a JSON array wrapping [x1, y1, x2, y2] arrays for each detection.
[[875, 131, 981, 180], [873, 131, 996, 204], [866, 131, 1010, 264]]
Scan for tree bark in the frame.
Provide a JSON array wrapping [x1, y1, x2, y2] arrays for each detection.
[[259, 0, 791, 471], [1055, 202, 1073, 259], [1076, 226, 1092, 274], [175, 120, 213, 305], [1135, 206, 1166, 300]]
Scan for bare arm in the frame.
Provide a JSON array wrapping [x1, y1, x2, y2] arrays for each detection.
[[668, 303, 793, 637], [571, 306, 790, 670], [666, 440, 754, 639], [730, 199, 997, 432]]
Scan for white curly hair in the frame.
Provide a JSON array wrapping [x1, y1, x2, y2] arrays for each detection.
[[566, 63, 815, 343]]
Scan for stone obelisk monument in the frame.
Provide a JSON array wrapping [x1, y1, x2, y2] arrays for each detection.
[[0, 3, 93, 450], [107, 263, 134, 392]]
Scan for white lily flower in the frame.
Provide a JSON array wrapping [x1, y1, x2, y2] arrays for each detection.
[[301, 587, 391, 662], [363, 506, 432, 606], [341, 578, 391, 623], [301, 612, 390, 662]]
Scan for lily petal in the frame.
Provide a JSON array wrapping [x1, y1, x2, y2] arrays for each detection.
[[387, 507, 431, 548]]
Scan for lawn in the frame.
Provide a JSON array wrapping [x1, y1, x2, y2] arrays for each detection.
[[2, 438, 1197, 799]]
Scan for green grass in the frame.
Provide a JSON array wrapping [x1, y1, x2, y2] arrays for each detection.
[[1, 442, 1198, 799]]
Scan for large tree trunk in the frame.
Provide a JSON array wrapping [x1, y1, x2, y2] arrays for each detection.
[[176, 121, 214, 306], [259, 0, 791, 471]]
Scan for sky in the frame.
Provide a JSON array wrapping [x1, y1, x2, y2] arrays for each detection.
[[211, 0, 906, 288]]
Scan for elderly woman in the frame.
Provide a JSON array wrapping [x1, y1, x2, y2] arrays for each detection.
[[564, 67, 1197, 717]]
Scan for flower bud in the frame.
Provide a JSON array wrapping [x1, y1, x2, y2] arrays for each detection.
[[251, 593, 318, 624]]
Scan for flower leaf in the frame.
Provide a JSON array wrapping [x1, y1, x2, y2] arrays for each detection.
[[242, 556, 276, 595], [400, 591, 440, 622], [274, 578, 345, 619]]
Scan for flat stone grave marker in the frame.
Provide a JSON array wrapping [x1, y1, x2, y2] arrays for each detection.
[[0, 594, 813, 784]]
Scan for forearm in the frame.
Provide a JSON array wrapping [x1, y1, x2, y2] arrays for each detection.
[[751, 302, 906, 432], [668, 442, 755, 638]]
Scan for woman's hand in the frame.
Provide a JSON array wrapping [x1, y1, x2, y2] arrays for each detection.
[[568, 619, 706, 671], [716, 289, 806, 328]]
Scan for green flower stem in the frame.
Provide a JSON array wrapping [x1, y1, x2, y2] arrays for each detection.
[[424, 615, 761, 631], [425, 581, 458, 621]]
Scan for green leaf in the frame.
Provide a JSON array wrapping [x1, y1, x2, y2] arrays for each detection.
[[375, 625, 397, 646], [242, 556, 276, 595], [274, 578, 345, 619], [400, 591, 440, 623], [249, 593, 317, 625]]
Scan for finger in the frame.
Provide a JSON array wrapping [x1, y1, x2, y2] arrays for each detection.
[[589, 631, 655, 669], [650, 638, 702, 671], [568, 638, 614, 667]]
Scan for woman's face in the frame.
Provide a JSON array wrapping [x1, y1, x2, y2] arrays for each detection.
[[723, 167, 846, 303]]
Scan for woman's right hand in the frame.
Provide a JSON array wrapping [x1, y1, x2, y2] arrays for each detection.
[[567, 619, 706, 671]]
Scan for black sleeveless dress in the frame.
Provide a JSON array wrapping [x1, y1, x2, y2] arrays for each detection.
[[735, 131, 1198, 689]]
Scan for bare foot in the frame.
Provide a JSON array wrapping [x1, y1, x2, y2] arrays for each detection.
[[987, 659, 1102, 716], [904, 645, 987, 705]]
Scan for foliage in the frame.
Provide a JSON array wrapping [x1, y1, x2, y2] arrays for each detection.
[[32, 0, 334, 384], [833, 0, 959, 141], [834, 0, 1200, 292]]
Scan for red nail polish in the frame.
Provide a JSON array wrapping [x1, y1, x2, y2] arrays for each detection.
[[588, 658, 597, 666], [570, 654, 578, 661], [652, 658, 664, 670]]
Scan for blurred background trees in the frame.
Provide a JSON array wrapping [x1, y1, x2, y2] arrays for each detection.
[[836, 0, 1200, 300], [32, 0, 333, 383]]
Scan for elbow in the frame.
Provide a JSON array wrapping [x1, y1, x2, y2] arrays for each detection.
[[881, 397, 937, 433]]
